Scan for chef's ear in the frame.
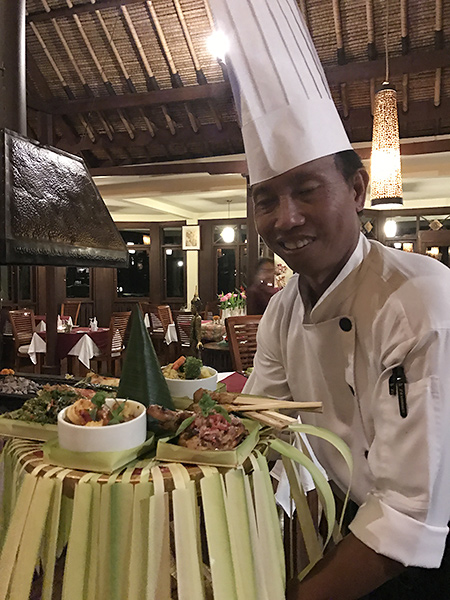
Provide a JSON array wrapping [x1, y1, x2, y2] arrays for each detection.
[[352, 168, 369, 213]]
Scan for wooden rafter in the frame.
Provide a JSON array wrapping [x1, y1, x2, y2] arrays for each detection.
[[57, 122, 242, 161], [91, 159, 248, 177], [32, 48, 450, 117], [27, 0, 140, 23]]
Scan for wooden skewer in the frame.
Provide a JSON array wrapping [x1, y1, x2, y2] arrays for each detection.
[[245, 411, 290, 431], [232, 395, 321, 410], [226, 402, 322, 412]]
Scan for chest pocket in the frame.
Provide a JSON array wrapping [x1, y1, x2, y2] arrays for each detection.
[[300, 315, 357, 430]]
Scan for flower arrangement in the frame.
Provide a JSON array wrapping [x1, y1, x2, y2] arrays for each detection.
[[218, 289, 247, 310]]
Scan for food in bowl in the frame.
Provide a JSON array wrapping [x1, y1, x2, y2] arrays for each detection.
[[58, 395, 147, 452], [64, 391, 138, 427], [162, 355, 213, 381]]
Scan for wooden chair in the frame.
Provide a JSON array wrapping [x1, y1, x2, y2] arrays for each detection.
[[9, 309, 39, 372], [173, 310, 194, 355], [225, 315, 262, 373], [157, 305, 174, 335], [90, 311, 131, 376], [61, 302, 81, 326]]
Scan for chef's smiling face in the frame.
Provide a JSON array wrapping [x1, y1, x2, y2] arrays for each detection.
[[252, 154, 368, 294]]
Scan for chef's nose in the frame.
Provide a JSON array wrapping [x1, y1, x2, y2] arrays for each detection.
[[275, 194, 306, 230]]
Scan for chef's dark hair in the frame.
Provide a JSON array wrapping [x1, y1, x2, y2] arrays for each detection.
[[334, 149, 364, 182]]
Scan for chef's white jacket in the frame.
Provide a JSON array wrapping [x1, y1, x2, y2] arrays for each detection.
[[245, 234, 450, 568]]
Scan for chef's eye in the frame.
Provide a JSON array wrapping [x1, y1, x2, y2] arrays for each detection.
[[253, 195, 277, 212]]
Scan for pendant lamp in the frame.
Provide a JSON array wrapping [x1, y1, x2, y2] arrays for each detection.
[[370, 0, 403, 209]]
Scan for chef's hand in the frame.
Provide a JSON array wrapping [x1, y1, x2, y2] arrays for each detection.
[[285, 533, 405, 600]]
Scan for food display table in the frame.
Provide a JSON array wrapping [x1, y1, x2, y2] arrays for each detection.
[[0, 437, 286, 600], [28, 328, 109, 369]]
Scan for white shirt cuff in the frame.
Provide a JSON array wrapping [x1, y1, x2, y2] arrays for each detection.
[[349, 494, 448, 568]]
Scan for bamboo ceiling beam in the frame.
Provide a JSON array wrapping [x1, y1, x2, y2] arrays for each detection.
[[121, 4, 176, 138], [434, 0, 443, 107], [65, 0, 135, 139], [172, 0, 223, 131], [146, 0, 199, 134], [366, 0, 376, 60], [39, 0, 114, 141], [400, 0, 409, 54], [91, 1, 156, 141], [332, 0, 346, 65]]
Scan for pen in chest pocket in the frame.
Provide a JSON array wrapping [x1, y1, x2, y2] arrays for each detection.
[[389, 366, 408, 418]]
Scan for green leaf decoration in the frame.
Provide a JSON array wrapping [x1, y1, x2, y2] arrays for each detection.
[[91, 391, 108, 409], [174, 415, 196, 437], [117, 306, 174, 411]]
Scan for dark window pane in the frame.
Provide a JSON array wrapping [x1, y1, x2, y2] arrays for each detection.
[[239, 224, 248, 244], [393, 217, 417, 237], [66, 267, 90, 298], [119, 230, 150, 245], [117, 250, 149, 297], [217, 248, 236, 294], [165, 249, 185, 298], [0, 267, 11, 301], [162, 227, 182, 245], [18, 266, 32, 301]]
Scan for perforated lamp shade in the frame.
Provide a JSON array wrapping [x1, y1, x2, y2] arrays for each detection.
[[370, 86, 403, 208]]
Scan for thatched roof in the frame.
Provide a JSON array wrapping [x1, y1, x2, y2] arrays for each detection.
[[24, 0, 450, 175]]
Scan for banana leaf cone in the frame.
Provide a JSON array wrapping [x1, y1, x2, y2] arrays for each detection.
[[117, 306, 175, 411]]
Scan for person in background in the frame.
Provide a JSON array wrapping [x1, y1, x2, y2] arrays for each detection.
[[210, 0, 450, 598], [246, 257, 278, 315]]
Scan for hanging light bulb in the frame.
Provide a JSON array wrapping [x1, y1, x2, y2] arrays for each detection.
[[384, 219, 397, 238], [221, 226, 235, 243], [370, 0, 403, 209], [221, 198, 235, 243]]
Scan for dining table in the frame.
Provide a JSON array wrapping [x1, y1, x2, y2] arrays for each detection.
[[28, 327, 110, 371]]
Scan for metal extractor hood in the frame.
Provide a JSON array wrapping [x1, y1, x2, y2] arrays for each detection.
[[0, 128, 128, 267]]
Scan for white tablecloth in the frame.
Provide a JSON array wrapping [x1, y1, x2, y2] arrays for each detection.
[[28, 332, 102, 369], [165, 323, 178, 344]]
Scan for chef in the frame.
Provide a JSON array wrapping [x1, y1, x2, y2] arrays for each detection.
[[210, 0, 450, 598]]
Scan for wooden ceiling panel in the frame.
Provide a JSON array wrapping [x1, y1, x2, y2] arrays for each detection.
[[23, 0, 450, 170]]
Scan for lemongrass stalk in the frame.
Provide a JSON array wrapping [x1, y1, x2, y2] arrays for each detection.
[[147, 466, 171, 600], [200, 471, 238, 600], [224, 468, 258, 600]]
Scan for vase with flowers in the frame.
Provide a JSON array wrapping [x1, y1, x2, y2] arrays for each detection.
[[218, 289, 247, 323]]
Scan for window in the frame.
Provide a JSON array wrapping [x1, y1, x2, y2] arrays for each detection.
[[66, 267, 90, 298], [117, 230, 151, 297], [214, 223, 248, 294], [162, 227, 185, 300]]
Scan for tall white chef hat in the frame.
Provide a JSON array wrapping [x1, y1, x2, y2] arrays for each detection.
[[209, 0, 352, 185]]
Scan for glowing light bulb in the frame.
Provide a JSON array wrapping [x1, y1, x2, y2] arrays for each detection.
[[384, 220, 397, 238], [206, 31, 229, 63], [221, 226, 235, 243]]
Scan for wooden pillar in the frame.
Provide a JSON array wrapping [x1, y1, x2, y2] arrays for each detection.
[[246, 177, 259, 284], [0, 0, 26, 133]]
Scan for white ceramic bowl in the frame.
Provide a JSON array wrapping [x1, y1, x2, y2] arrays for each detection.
[[57, 398, 147, 453], [163, 367, 218, 399]]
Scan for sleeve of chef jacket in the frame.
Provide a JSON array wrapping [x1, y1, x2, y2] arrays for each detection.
[[349, 287, 450, 568]]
